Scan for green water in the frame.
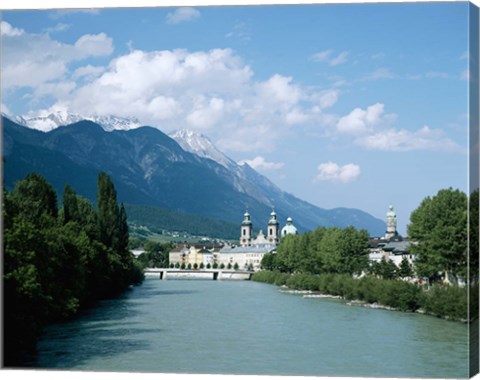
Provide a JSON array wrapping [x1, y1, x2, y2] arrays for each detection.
[[30, 278, 469, 377]]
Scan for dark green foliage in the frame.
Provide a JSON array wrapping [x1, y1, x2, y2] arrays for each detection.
[[267, 226, 370, 275], [372, 257, 399, 280], [252, 271, 466, 320], [137, 241, 173, 268], [421, 285, 468, 321], [97, 172, 120, 249], [408, 188, 468, 283], [398, 257, 414, 279], [3, 172, 143, 366]]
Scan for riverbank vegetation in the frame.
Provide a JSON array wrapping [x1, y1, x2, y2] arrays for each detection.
[[3, 172, 144, 366], [256, 188, 473, 322], [252, 271, 468, 321]]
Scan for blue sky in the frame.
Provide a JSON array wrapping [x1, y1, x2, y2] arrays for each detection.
[[1, 1, 473, 234]]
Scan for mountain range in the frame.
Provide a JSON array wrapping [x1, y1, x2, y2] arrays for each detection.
[[2, 112, 386, 237]]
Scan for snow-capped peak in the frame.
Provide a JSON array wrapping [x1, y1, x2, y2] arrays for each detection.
[[9, 109, 143, 132], [169, 129, 236, 170]]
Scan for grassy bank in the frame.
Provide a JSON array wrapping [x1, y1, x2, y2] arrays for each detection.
[[252, 271, 469, 321]]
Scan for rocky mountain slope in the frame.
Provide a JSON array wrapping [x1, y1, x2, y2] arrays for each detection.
[[2, 115, 386, 236]]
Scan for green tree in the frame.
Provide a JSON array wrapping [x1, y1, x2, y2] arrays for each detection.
[[261, 252, 276, 270], [317, 227, 343, 274], [408, 188, 467, 283], [117, 203, 129, 254], [233, 262, 239, 270], [97, 172, 120, 249], [378, 257, 398, 280], [398, 257, 414, 279], [337, 227, 370, 275], [9, 172, 58, 225], [62, 184, 79, 224]]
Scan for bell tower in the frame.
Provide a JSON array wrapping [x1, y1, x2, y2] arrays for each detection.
[[267, 209, 279, 244], [240, 210, 253, 247], [385, 205, 398, 240]]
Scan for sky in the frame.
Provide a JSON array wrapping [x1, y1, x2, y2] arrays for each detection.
[[0, 0, 474, 234]]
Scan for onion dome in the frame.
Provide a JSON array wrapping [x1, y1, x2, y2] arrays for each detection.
[[242, 210, 252, 225], [281, 217, 298, 236], [268, 209, 279, 225]]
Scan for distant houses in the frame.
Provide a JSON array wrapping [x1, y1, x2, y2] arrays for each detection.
[[368, 205, 415, 268], [167, 205, 416, 272]]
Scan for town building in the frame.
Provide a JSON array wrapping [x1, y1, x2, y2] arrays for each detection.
[[168, 210, 298, 271], [218, 210, 297, 270], [368, 205, 415, 268]]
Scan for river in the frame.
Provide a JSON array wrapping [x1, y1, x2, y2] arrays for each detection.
[[28, 278, 469, 378]]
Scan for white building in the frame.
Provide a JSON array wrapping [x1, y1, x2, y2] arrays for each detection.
[[219, 210, 297, 271], [368, 205, 415, 268]]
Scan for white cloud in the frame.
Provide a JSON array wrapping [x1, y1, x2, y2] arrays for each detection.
[[166, 7, 200, 24], [337, 103, 390, 134], [1, 23, 113, 89], [312, 50, 349, 66], [45, 23, 70, 34], [225, 22, 252, 42], [238, 156, 284, 170], [74, 33, 113, 56], [1, 21, 24, 36], [314, 162, 360, 183], [72, 65, 105, 80], [357, 126, 463, 153], [42, 46, 339, 153], [329, 51, 349, 66], [460, 69, 470, 81], [256, 74, 302, 109], [312, 50, 333, 62], [3, 23, 342, 154], [361, 68, 395, 81]]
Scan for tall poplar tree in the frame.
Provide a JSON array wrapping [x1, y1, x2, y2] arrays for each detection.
[[97, 171, 120, 249]]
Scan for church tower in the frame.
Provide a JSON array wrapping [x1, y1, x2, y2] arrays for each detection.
[[240, 210, 253, 247], [385, 205, 398, 240], [267, 209, 280, 244]]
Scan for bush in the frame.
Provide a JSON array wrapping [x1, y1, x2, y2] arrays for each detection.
[[421, 285, 467, 320], [252, 271, 466, 321]]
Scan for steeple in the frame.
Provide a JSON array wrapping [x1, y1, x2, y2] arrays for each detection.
[[267, 209, 280, 244], [240, 210, 253, 247], [385, 205, 398, 240]]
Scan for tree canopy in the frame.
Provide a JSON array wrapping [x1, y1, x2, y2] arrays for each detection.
[[263, 226, 370, 276], [3, 172, 143, 366], [407, 187, 468, 283]]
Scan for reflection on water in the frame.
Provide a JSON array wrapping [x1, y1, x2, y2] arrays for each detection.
[[31, 279, 469, 378]]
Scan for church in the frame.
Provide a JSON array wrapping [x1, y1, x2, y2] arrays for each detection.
[[217, 210, 297, 270], [168, 210, 298, 271]]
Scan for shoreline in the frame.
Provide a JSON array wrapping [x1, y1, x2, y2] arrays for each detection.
[[273, 282, 469, 323]]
